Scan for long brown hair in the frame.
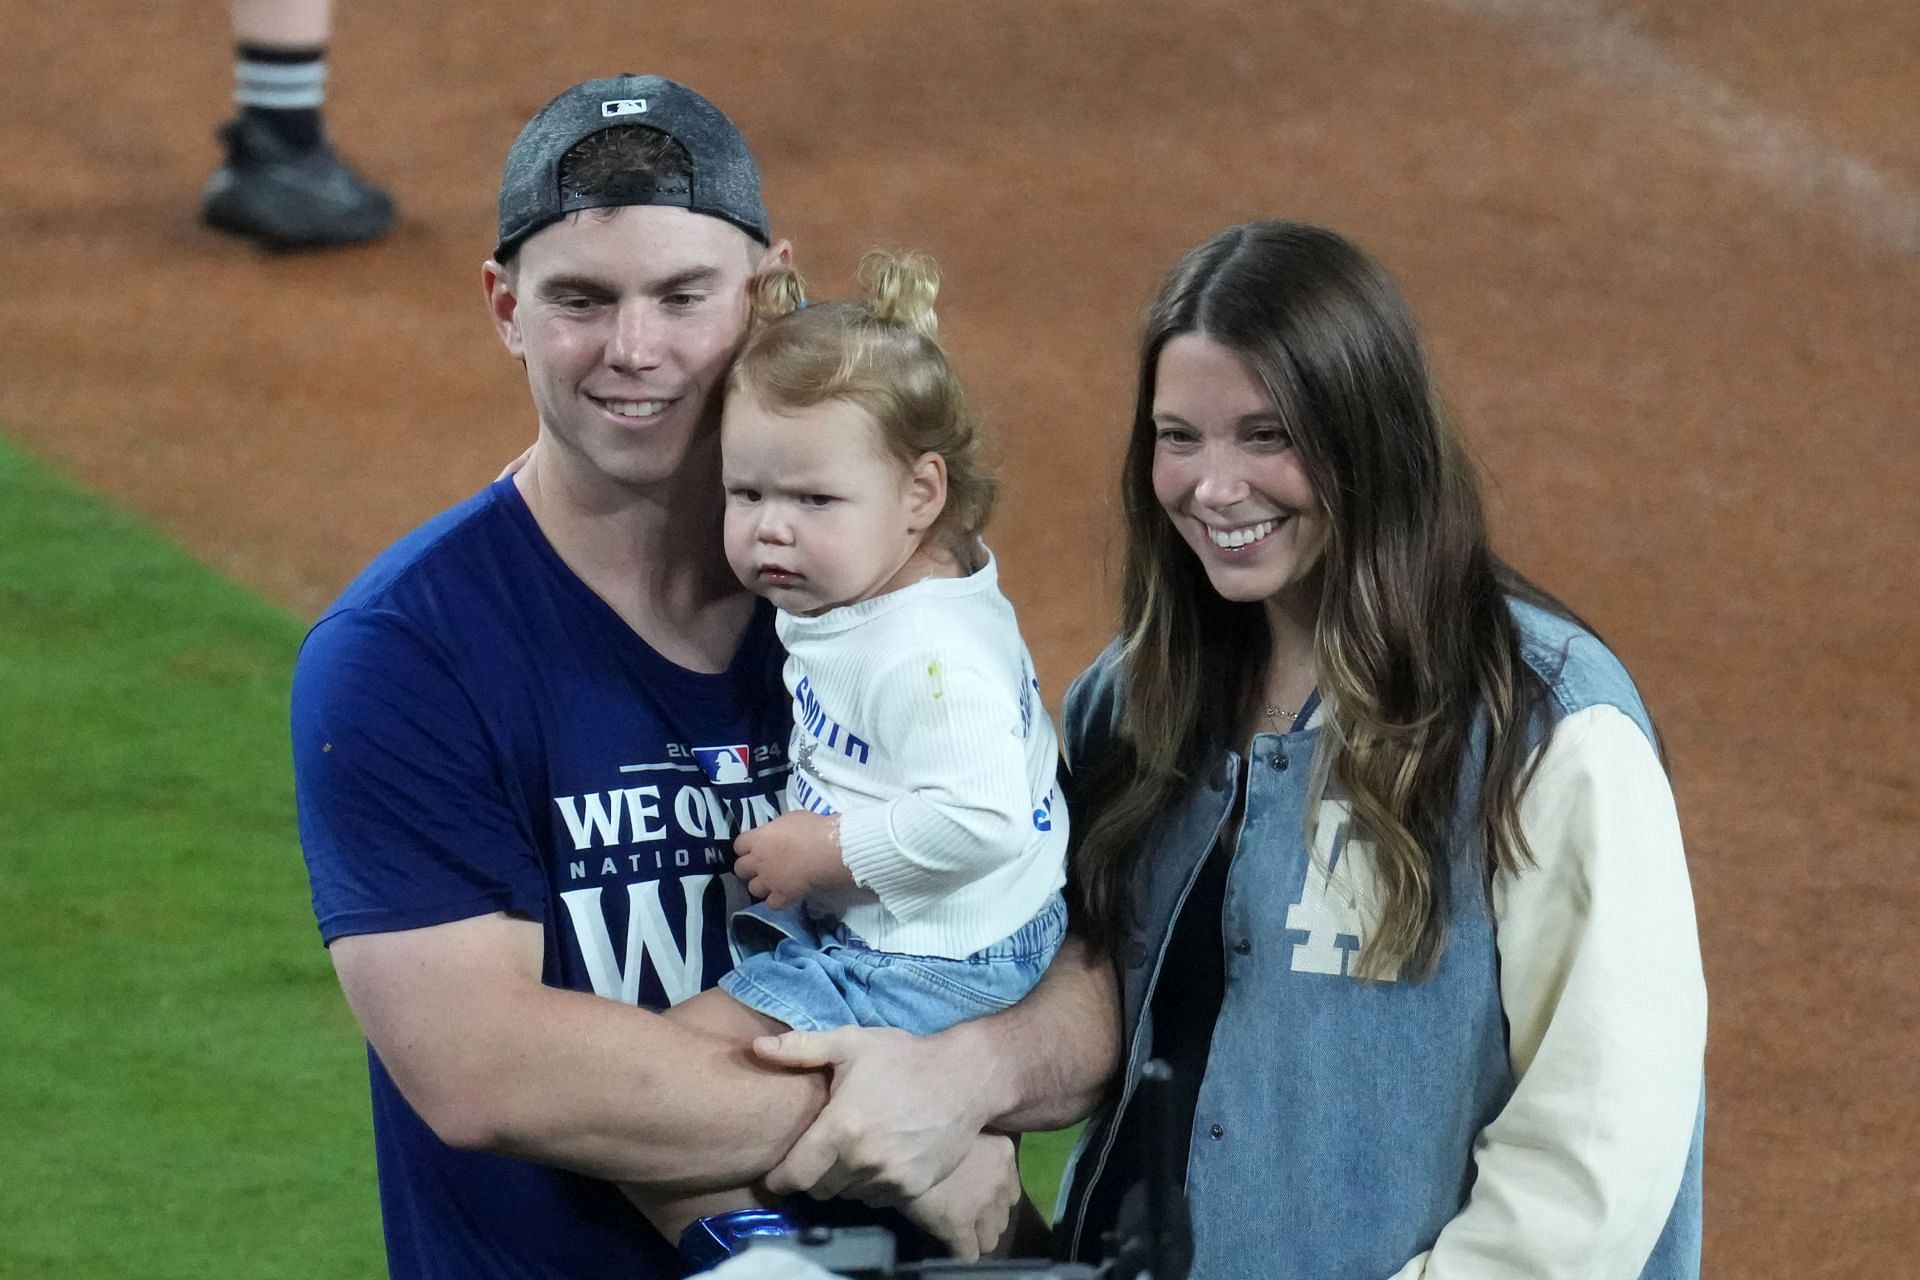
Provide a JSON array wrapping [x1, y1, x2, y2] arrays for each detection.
[[1074, 220, 1587, 980]]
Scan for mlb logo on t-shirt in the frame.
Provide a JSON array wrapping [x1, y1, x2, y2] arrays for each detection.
[[692, 745, 752, 784]]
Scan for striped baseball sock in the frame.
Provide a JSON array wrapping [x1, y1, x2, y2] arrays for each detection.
[[234, 44, 328, 151]]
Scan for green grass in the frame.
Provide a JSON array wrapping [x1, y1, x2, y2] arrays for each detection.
[[1020, 1125, 1080, 1219], [0, 439, 381, 1277], [0, 435, 1079, 1271]]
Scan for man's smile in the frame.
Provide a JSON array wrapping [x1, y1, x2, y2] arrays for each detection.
[[590, 395, 675, 420]]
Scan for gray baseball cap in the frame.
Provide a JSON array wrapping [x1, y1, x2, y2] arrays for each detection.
[[494, 74, 770, 262]]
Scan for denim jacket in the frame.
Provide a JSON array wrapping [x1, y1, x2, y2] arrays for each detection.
[[1055, 602, 1705, 1280]]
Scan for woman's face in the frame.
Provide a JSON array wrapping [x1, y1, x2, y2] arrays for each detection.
[[1149, 332, 1328, 608]]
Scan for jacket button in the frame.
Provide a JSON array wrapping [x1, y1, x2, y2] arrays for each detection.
[[1233, 938, 1252, 956], [1209, 1123, 1225, 1139], [1270, 753, 1288, 771]]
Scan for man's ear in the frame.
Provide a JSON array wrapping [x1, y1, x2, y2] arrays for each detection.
[[905, 452, 949, 533], [482, 259, 526, 361]]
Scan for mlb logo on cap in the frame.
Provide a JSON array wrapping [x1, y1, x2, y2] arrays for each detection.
[[601, 98, 648, 117], [692, 745, 751, 784]]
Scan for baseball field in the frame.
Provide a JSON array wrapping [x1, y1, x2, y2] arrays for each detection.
[[2, 1, 1915, 1276]]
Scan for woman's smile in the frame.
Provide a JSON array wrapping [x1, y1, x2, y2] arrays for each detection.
[[1202, 516, 1283, 550]]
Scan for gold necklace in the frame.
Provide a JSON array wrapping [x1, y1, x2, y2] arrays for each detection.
[[1263, 702, 1299, 731]]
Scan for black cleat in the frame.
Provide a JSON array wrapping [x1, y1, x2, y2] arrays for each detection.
[[201, 114, 395, 251]]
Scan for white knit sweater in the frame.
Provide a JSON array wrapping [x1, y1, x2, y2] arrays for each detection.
[[773, 551, 1068, 959]]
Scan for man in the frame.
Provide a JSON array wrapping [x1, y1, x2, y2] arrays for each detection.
[[291, 74, 1117, 1278]]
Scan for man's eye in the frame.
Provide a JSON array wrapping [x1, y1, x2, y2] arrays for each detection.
[[729, 488, 761, 503], [556, 295, 602, 312], [801, 494, 836, 508], [663, 292, 706, 309]]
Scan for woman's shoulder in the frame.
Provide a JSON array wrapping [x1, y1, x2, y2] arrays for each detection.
[[1062, 638, 1127, 761], [1507, 598, 1655, 743]]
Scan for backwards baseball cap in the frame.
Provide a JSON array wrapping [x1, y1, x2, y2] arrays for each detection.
[[494, 74, 770, 262]]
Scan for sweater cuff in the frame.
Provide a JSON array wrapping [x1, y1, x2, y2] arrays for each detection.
[[837, 804, 947, 922]]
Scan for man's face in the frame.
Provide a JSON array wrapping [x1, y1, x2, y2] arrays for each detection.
[[487, 205, 775, 491]]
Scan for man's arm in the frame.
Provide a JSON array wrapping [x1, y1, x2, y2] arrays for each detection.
[[329, 911, 827, 1195], [944, 932, 1120, 1132], [294, 606, 828, 1195], [753, 933, 1120, 1200]]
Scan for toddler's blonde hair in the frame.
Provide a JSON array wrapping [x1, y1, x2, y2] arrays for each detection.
[[729, 250, 997, 553]]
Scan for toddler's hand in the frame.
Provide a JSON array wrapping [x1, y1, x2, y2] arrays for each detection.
[[733, 812, 853, 909]]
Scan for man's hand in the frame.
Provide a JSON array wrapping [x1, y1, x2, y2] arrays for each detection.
[[896, 1133, 1022, 1262], [747, 936, 1118, 1216], [752, 1026, 991, 1201], [733, 812, 855, 910]]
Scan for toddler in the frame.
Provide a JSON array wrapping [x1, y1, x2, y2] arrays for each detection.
[[641, 251, 1069, 1268]]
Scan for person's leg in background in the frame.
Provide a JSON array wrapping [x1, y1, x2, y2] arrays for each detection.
[[202, 0, 395, 251]]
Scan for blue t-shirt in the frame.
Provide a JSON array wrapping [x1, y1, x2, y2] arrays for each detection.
[[291, 479, 790, 1279]]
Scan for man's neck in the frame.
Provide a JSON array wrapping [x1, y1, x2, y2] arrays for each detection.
[[513, 440, 754, 675]]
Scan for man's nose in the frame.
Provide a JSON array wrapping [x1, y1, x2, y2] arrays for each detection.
[[606, 301, 662, 372]]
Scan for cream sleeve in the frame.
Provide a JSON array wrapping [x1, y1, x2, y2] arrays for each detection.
[[1387, 704, 1707, 1280]]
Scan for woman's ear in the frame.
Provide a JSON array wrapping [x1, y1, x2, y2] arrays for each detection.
[[904, 452, 949, 533]]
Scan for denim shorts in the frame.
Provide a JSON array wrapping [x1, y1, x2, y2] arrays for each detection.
[[718, 893, 1068, 1035]]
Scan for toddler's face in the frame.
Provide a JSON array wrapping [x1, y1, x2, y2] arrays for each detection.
[[720, 389, 929, 616]]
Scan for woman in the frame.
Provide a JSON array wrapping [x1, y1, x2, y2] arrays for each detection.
[[1054, 221, 1706, 1279]]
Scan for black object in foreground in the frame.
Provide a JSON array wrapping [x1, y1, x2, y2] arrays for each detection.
[[1102, 1059, 1194, 1280]]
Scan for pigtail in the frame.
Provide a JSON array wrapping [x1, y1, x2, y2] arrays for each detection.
[[749, 264, 807, 324], [857, 249, 940, 339]]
